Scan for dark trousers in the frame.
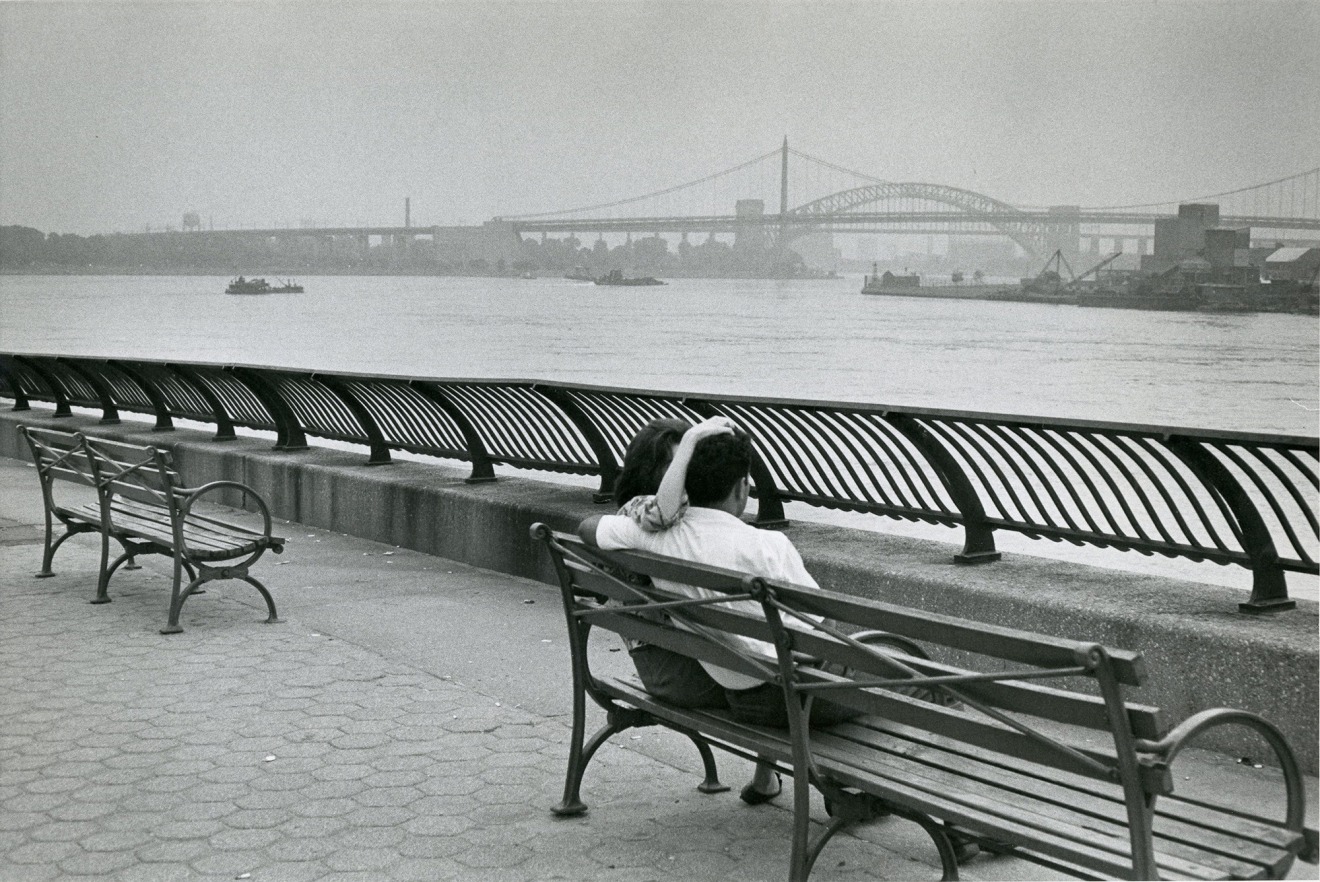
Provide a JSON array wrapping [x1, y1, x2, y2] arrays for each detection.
[[629, 644, 860, 728]]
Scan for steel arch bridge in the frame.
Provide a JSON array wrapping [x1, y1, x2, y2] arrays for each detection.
[[787, 182, 1057, 255]]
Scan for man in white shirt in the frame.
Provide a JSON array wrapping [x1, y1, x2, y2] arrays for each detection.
[[578, 430, 855, 804]]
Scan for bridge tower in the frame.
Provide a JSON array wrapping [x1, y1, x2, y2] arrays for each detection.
[[779, 137, 789, 242]]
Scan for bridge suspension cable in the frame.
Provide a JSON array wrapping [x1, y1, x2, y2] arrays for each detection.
[[504, 148, 782, 220], [786, 147, 888, 187], [1041, 166, 1320, 215]]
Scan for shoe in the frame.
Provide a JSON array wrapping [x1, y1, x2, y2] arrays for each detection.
[[739, 773, 782, 805]]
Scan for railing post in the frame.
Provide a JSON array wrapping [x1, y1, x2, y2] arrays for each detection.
[[58, 358, 120, 425], [885, 413, 1001, 563], [535, 385, 620, 503], [684, 398, 788, 527], [408, 381, 497, 483], [167, 364, 236, 441], [0, 357, 31, 411], [110, 360, 175, 431], [227, 367, 309, 451], [313, 374, 391, 465], [14, 356, 72, 418], [1167, 437, 1293, 613]]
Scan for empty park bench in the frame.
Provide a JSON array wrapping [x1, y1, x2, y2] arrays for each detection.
[[533, 523, 1317, 881], [18, 425, 284, 634]]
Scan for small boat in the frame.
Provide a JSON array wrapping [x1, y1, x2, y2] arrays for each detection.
[[861, 264, 921, 294], [225, 276, 304, 295], [594, 269, 665, 287]]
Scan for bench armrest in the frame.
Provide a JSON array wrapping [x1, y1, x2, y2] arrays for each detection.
[[175, 480, 282, 550], [1138, 708, 1315, 863]]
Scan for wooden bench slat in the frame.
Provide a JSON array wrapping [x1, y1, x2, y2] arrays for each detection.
[[809, 738, 1230, 880], [108, 500, 268, 554], [816, 724, 1291, 878], [786, 627, 1166, 740], [765, 579, 1148, 687], [840, 717, 1301, 855]]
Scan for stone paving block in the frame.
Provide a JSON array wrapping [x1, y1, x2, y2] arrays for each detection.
[[57, 847, 139, 876]]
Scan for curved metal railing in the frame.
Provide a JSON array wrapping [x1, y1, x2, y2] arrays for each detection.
[[2, 352, 1315, 612]]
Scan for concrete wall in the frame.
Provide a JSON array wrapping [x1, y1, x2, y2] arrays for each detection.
[[5, 409, 1316, 772]]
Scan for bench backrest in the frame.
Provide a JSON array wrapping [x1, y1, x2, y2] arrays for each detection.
[[533, 523, 1169, 795], [79, 435, 182, 532], [19, 425, 98, 511], [535, 524, 797, 686]]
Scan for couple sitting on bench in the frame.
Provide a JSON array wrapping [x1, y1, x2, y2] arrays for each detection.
[[577, 416, 857, 805]]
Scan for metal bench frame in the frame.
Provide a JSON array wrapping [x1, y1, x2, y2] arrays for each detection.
[[18, 425, 284, 633], [533, 523, 1318, 881]]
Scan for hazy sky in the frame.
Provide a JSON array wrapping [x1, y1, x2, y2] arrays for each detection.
[[2, 0, 1317, 235]]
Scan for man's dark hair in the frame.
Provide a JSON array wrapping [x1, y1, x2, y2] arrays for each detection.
[[685, 432, 752, 507]]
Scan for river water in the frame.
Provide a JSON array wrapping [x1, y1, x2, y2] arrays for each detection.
[[2, 273, 1317, 596]]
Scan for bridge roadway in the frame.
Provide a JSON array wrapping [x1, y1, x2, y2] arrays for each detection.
[[172, 211, 1320, 240]]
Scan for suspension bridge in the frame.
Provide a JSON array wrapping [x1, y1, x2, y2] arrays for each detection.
[[179, 141, 1320, 264], [500, 140, 1320, 260]]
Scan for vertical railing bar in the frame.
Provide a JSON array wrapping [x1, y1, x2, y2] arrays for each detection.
[[736, 405, 832, 501], [226, 366, 309, 451], [166, 363, 238, 441], [1017, 427, 1111, 536], [279, 376, 355, 439], [1212, 444, 1313, 567], [361, 382, 434, 449], [1068, 433, 1168, 550], [408, 381, 497, 482], [1098, 434, 1209, 552], [769, 407, 863, 504], [966, 422, 1071, 534], [809, 409, 911, 512], [313, 374, 393, 465], [925, 419, 1022, 523], [1133, 437, 1241, 557], [1275, 446, 1320, 490], [1029, 428, 1131, 538], [107, 360, 174, 431], [1166, 436, 1292, 612], [569, 393, 642, 460], [953, 421, 1043, 528], [534, 384, 620, 502], [446, 385, 544, 461], [847, 413, 957, 514], [890, 415, 1000, 561], [506, 385, 599, 463], [0, 357, 32, 411], [14, 356, 73, 418], [997, 425, 1101, 537]]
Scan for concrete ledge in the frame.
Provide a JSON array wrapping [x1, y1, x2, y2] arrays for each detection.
[[4, 408, 1316, 772]]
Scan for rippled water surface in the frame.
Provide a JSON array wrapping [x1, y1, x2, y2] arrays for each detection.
[[3, 273, 1316, 435]]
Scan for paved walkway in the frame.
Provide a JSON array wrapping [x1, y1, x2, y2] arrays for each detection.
[[0, 456, 1314, 881]]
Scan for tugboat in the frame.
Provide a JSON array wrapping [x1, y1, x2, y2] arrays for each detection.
[[225, 276, 304, 295], [594, 269, 665, 287]]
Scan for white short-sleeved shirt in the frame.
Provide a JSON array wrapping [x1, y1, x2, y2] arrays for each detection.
[[594, 506, 819, 689]]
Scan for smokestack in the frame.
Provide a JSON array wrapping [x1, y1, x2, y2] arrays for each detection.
[[405, 197, 411, 228]]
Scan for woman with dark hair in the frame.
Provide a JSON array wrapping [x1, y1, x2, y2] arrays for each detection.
[[612, 415, 735, 530]]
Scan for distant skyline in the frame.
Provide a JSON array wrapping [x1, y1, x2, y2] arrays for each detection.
[[2, 0, 1318, 235]]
